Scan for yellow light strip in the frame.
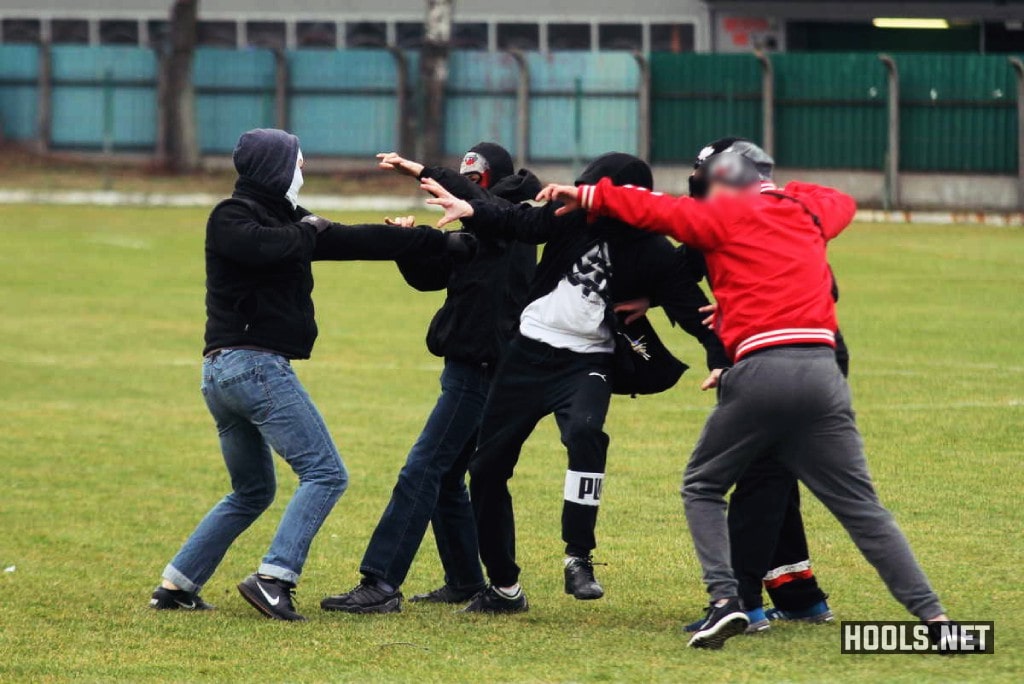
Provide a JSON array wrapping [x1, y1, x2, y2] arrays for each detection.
[[872, 18, 950, 30]]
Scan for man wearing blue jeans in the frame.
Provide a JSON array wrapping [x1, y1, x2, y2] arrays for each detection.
[[150, 128, 471, 620], [321, 144, 539, 613]]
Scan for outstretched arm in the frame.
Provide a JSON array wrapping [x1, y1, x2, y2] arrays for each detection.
[[785, 181, 857, 241], [537, 180, 727, 251], [312, 218, 462, 262], [208, 201, 318, 266]]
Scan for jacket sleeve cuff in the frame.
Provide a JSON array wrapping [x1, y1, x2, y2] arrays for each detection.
[[578, 184, 597, 212], [464, 200, 499, 232]]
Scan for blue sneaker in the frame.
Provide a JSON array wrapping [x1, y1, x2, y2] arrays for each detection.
[[765, 599, 834, 624], [685, 606, 770, 634]]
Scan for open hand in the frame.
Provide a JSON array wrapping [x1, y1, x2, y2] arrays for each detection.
[[421, 177, 474, 228], [700, 368, 724, 391], [699, 302, 718, 328], [613, 298, 651, 325], [384, 215, 416, 228], [376, 152, 424, 178], [536, 184, 582, 216]]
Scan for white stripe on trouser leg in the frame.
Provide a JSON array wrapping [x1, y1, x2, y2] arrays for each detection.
[[564, 470, 604, 507]]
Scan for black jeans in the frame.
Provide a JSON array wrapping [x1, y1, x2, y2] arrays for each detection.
[[469, 335, 614, 587], [359, 360, 489, 591]]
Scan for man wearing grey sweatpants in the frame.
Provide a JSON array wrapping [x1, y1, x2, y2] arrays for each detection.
[[539, 139, 955, 650]]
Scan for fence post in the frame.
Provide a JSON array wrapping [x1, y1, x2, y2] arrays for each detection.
[[1009, 57, 1024, 211], [387, 47, 412, 156], [273, 49, 289, 130], [506, 49, 530, 167], [36, 42, 52, 154], [633, 51, 651, 163], [879, 54, 900, 210], [755, 50, 774, 157], [155, 45, 168, 165]]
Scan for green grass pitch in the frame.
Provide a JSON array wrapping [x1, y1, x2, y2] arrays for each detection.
[[0, 205, 1021, 682]]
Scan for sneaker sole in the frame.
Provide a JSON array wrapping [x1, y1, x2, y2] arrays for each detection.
[[320, 597, 402, 614], [687, 612, 750, 650], [237, 583, 305, 621], [462, 598, 530, 614], [745, 619, 771, 634]]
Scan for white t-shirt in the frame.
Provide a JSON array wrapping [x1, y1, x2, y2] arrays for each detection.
[[519, 242, 615, 354]]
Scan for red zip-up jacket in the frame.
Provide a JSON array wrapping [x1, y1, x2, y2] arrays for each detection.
[[578, 178, 857, 362]]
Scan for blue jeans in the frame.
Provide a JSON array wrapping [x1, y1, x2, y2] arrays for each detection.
[[359, 360, 489, 590], [163, 349, 348, 590]]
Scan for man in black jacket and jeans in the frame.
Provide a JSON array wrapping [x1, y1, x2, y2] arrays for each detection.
[[321, 143, 540, 614], [421, 153, 729, 612], [150, 128, 469, 621]]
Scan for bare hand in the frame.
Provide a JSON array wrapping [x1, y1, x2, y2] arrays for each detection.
[[613, 298, 651, 325], [700, 368, 724, 391], [699, 302, 718, 328], [535, 184, 582, 216], [384, 215, 416, 228], [376, 152, 424, 178], [420, 177, 474, 228]]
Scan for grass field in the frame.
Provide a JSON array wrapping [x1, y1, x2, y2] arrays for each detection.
[[0, 204, 1021, 683]]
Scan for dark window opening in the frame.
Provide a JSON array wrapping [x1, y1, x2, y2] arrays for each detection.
[[651, 23, 695, 52], [396, 22, 424, 48], [984, 21, 1024, 53], [346, 22, 386, 48], [497, 23, 539, 51], [548, 23, 591, 51], [197, 21, 237, 48], [1, 18, 41, 44], [453, 22, 488, 50], [52, 19, 90, 45], [99, 20, 139, 46], [146, 20, 169, 48], [297, 21, 336, 48], [599, 23, 641, 51], [246, 21, 285, 49]]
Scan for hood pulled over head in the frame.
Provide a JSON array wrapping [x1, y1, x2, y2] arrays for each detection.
[[575, 152, 653, 190], [460, 142, 515, 188], [232, 128, 301, 196]]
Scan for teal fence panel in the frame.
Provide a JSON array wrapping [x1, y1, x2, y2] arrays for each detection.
[[195, 48, 277, 154], [50, 46, 157, 149], [527, 52, 640, 163], [288, 49, 398, 156], [895, 53, 1019, 173], [773, 53, 887, 169], [444, 51, 519, 157], [650, 53, 762, 163], [0, 45, 38, 141]]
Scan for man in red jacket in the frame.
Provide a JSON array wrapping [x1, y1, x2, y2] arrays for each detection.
[[481, 141, 952, 649]]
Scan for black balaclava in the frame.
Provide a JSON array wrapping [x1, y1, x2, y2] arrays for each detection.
[[232, 128, 301, 197], [460, 142, 515, 189], [575, 152, 654, 190]]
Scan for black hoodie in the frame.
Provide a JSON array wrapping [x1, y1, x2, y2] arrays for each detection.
[[463, 153, 728, 371], [203, 129, 452, 359], [395, 151, 540, 366]]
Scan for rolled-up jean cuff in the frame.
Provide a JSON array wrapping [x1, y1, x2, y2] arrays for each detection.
[[162, 564, 199, 593], [259, 562, 299, 585]]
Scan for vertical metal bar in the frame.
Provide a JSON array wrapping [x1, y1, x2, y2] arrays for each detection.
[[879, 54, 901, 209], [633, 51, 651, 162], [506, 49, 530, 168], [388, 46, 411, 156], [36, 41, 51, 154], [1009, 57, 1024, 211], [155, 42, 168, 165], [273, 48, 289, 130], [102, 67, 114, 190], [573, 76, 583, 172], [755, 50, 774, 157]]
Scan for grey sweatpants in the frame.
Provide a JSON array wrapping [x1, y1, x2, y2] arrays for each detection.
[[682, 346, 944, 621]]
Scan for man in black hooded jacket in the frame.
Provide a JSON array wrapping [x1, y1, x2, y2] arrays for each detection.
[[420, 153, 729, 613], [151, 128, 470, 621], [321, 143, 540, 614]]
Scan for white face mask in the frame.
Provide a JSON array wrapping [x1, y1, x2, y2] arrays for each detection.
[[286, 150, 304, 209]]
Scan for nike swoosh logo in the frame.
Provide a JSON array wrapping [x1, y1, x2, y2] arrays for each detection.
[[589, 372, 607, 382], [257, 583, 281, 606], [174, 599, 196, 609]]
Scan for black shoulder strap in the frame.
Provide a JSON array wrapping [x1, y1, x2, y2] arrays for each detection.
[[762, 190, 823, 233]]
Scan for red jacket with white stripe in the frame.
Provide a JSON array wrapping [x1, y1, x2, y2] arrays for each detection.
[[578, 179, 857, 362]]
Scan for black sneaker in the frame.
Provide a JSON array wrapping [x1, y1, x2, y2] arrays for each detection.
[[149, 586, 214, 611], [410, 583, 486, 604], [462, 586, 529, 614], [564, 556, 604, 600], [237, 574, 305, 621], [926, 620, 983, 655], [320, 578, 402, 614], [687, 598, 750, 650]]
